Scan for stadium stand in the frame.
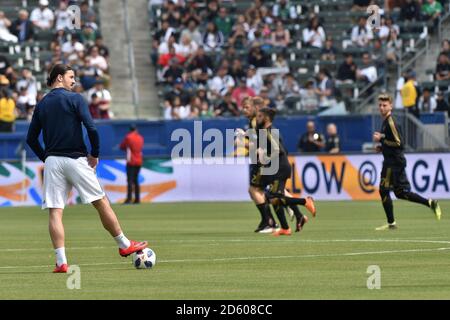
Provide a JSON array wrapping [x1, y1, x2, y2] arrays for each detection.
[[149, 0, 450, 119]]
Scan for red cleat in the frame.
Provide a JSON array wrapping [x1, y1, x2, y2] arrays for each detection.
[[272, 228, 292, 236], [53, 264, 69, 273], [305, 197, 316, 217], [119, 240, 148, 257]]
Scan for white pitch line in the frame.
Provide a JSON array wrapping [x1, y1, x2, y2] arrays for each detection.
[[0, 247, 449, 271]]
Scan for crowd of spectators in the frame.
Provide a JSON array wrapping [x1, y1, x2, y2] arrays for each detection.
[[150, 0, 450, 120], [0, 0, 111, 132]]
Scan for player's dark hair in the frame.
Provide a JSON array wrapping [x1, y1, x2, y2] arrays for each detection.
[[259, 107, 276, 122], [47, 64, 73, 87]]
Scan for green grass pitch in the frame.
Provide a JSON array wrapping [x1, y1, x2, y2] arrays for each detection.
[[0, 200, 449, 300]]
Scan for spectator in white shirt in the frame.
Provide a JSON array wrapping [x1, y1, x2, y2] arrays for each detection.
[[357, 52, 378, 83], [55, 1, 74, 31], [303, 16, 326, 48], [246, 65, 263, 95], [178, 34, 198, 58], [16, 68, 37, 101], [0, 11, 18, 43], [418, 88, 437, 112], [30, 0, 55, 30], [209, 66, 235, 98], [62, 35, 85, 60], [87, 46, 108, 72], [87, 80, 112, 117], [158, 34, 180, 55], [351, 16, 374, 47]]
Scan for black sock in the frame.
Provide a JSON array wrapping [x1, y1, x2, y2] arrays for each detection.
[[289, 205, 303, 221], [283, 196, 306, 206], [274, 204, 289, 230], [381, 192, 395, 224], [396, 191, 430, 207], [256, 203, 269, 225]]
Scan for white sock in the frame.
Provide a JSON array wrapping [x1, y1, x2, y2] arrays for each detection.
[[114, 233, 131, 249], [55, 247, 67, 267]]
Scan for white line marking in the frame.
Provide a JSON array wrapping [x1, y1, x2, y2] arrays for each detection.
[[0, 247, 449, 270]]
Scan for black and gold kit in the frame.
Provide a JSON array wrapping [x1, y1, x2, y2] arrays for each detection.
[[378, 114, 431, 225], [248, 117, 263, 188]]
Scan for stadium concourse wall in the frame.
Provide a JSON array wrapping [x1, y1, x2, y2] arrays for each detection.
[[0, 153, 450, 207], [1, 113, 447, 161]]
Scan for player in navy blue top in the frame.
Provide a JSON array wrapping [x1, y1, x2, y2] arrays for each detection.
[[26, 64, 148, 273]]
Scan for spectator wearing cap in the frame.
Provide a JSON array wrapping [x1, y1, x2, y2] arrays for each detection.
[[10, 10, 34, 43], [30, 0, 55, 31], [120, 124, 144, 204], [215, 92, 240, 117], [303, 16, 326, 49], [0, 11, 18, 43], [418, 88, 437, 113], [435, 91, 450, 116], [232, 76, 256, 109], [209, 66, 235, 98], [246, 65, 263, 95], [401, 70, 419, 118]]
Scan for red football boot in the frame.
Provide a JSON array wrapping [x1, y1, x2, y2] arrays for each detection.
[[53, 264, 69, 273], [119, 240, 148, 257]]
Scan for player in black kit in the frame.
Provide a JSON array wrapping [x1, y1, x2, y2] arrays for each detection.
[[256, 108, 316, 236], [373, 94, 442, 230]]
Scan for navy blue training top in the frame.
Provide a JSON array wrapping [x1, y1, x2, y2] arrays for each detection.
[[26, 87, 100, 162]]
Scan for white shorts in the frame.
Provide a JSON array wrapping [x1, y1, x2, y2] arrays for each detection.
[[42, 156, 105, 210]]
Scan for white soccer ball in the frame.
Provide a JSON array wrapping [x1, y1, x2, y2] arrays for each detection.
[[132, 248, 156, 269]]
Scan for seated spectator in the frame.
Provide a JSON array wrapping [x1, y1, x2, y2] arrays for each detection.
[[299, 80, 319, 112], [80, 0, 96, 28], [271, 20, 291, 48], [337, 53, 357, 83], [280, 73, 300, 111], [215, 7, 234, 39], [357, 52, 378, 84], [55, 1, 74, 31], [180, 2, 201, 27], [303, 16, 326, 49], [435, 53, 450, 81], [78, 57, 100, 90], [16, 86, 36, 119], [87, 46, 108, 73], [87, 80, 112, 118], [298, 121, 325, 153], [441, 39, 450, 59], [351, 16, 374, 47], [94, 37, 110, 60], [260, 86, 277, 109], [272, 0, 298, 22], [229, 58, 246, 82], [158, 34, 180, 56], [209, 66, 235, 98], [202, 22, 224, 52], [203, 0, 220, 23], [248, 43, 270, 68], [163, 58, 184, 84], [89, 93, 102, 119], [378, 17, 400, 42], [9, 10, 34, 43], [62, 34, 85, 61], [274, 53, 288, 68], [178, 34, 198, 59], [400, 0, 421, 21], [315, 69, 335, 108], [246, 65, 263, 95], [16, 68, 37, 102], [0, 88, 15, 132], [435, 91, 450, 116], [187, 47, 213, 85], [232, 77, 256, 109], [325, 123, 340, 154], [80, 23, 98, 47], [214, 92, 240, 117], [161, 0, 182, 28], [385, 25, 402, 64], [158, 45, 186, 68], [164, 77, 191, 107], [180, 18, 202, 46], [228, 23, 248, 50], [321, 38, 337, 61], [418, 88, 437, 112], [30, 0, 55, 31], [421, 0, 443, 28], [0, 11, 18, 43], [171, 96, 191, 120]]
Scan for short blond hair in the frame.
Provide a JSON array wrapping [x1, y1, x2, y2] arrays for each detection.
[[378, 93, 393, 103], [252, 96, 264, 108]]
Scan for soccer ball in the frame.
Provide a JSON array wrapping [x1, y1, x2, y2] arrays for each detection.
[[132, 248, 156, 269]]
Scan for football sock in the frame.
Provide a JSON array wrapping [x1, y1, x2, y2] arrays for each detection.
[[114, 233, 131, 249], [283, 197, 307, 206], [55, 247, 67, 267], [394, 191, 430, 207], [274, 204, 289, 230], [256, 203, 270, 225], [289, 205, 304, 220], [380, 191, 395, 224]]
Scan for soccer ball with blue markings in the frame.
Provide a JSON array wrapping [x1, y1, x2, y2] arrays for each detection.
[[132, 248, 156, 269]]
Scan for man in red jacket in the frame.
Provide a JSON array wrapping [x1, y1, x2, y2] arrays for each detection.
[[120, 124, 144, 204]]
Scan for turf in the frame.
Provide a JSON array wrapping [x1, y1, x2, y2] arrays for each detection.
[[0, 200, 449, 300]]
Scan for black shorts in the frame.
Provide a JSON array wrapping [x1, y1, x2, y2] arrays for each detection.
[[261, 163, 291, 198], [380, 165, 411, 192], [249, 164, 263, 188]]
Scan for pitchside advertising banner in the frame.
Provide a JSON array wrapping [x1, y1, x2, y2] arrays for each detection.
[[0, 153, 449, 207]]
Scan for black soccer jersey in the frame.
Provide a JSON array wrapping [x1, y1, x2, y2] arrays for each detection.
[[380, 115, 407, 167]]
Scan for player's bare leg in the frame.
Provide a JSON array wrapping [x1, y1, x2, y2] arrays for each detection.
[[49, 208, 68, 273], [92, 196, 148, 257]]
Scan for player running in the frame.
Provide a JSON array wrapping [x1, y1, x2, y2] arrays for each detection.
[[256, 107, 316, 236], [26, 64, 148, 273], [373, 93, 442, 230]]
